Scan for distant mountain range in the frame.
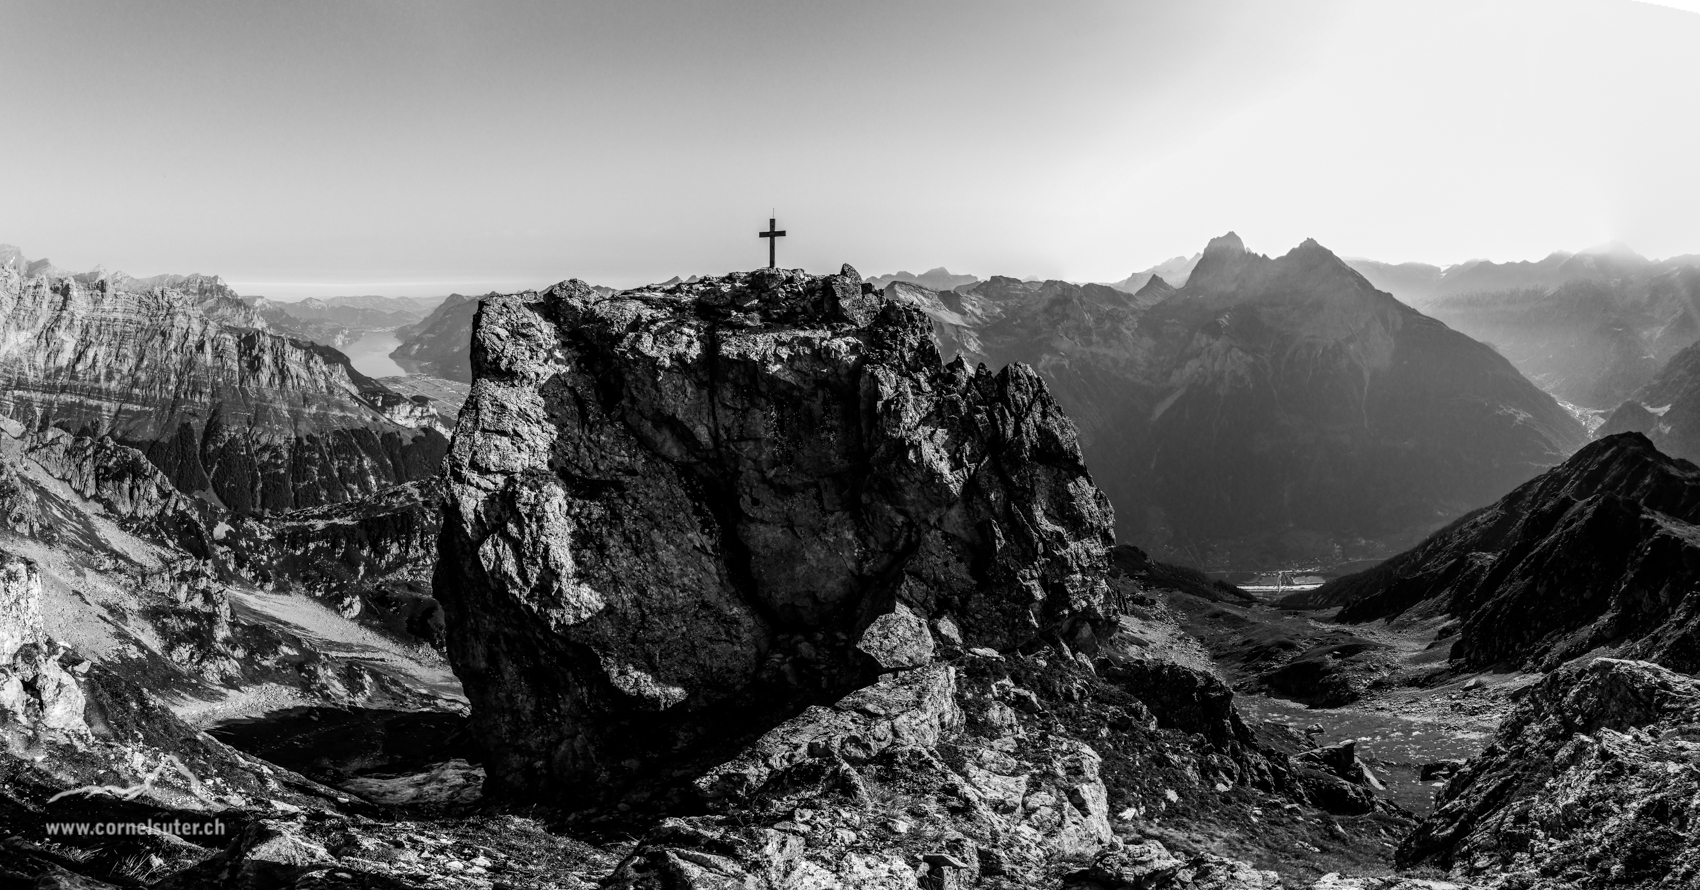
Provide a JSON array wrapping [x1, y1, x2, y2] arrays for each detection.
[[888, 233, 1586, 568], [1347, 245, 1700, 409], [865, 267, 982, 291], [243, 293, 445, 349], [1105, 253, 1201, 293], [873, 244, 1700, 416]]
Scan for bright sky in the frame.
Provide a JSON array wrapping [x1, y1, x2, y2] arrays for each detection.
[[4, 1, 1698, 297]]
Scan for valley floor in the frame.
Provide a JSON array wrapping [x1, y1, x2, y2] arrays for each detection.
[[1162, 585, 1541, 816]]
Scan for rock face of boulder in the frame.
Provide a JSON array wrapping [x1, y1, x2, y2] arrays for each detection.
[[1400, 658, 1700, 889], [1286, 433, 1700, 673], [0, 249, 447, 515], [437, 265, 1116, 800]]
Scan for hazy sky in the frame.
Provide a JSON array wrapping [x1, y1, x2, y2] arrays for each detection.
[[4, 0, 1699, 297]]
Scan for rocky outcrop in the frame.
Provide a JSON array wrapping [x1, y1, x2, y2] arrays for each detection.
[[23, 428, 194, 521], [224, 479, 445, 643], [0, 452, 47, 538], [1400, 658, 1700, 889], [390, 292, 480, 381], [1287, 433, 1700, 673], [606, 638, 1322, 889], [233, 479, 442, 590], [890, 234, 1586, 568], [19, 428, 216, 556], [437, 265, 1116, 801], [0, 249, 448, 515]]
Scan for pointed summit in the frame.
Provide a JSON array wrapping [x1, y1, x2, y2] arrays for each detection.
[[1133, 274, 1176, 302], [1203, 231, 1246, 256], [1185, 231, 1267, 295]]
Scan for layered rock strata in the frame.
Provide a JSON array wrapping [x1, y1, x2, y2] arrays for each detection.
[[0, 251, 447, 515], [437, 265, 1116, 800]]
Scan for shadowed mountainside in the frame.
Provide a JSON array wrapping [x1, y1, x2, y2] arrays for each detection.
[[1285, 432, 1700, 673], [389, 292, 480, 382], [891, 233, 1587, 568]]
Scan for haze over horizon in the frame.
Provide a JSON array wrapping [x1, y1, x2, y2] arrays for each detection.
[[5, 0, 1699, 298]]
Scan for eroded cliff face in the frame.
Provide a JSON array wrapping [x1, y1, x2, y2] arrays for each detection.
[[437, 265, 1117, 801], [0, 255, 447, 515]]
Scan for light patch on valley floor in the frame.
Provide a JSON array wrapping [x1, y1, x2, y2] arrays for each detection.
[[223, 587, 464, 705]]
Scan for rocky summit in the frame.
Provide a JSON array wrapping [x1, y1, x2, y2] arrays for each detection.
[[1287, 433, 1700, 672], [436, 264, 1118, 801], [0, 248, 448, 514]]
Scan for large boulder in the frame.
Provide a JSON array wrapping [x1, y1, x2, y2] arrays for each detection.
[[1400, 658, 1700, 888], [436, 265, 1117, 801]]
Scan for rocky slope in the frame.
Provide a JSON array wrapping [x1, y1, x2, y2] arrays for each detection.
[[1286, 433, 1700, 673], [1598, 337, 1700, 462], [0, 248, 448, 514], [892, 234, 1586, 568], [1400, 658, 1700, 889], [226, 478, 447, 646], [390, 292, 480, 381]]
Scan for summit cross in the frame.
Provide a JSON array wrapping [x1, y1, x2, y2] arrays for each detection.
[[758, 217, 786, 269]]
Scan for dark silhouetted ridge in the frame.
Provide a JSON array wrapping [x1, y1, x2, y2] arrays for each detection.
[[1286, 432, 1700, 672]]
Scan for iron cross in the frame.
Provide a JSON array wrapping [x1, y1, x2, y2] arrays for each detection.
[[758, 217, 786, 269]]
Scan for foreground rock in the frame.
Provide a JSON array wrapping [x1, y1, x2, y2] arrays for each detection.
[[1401, 658, 1700, 889], [438, 265, 1116, 801], [1287, 433, 1700, 673]]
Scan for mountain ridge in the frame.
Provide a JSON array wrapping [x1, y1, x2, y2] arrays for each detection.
[[889, 233, 1586, 568], [1284, 432, 1700, 672]]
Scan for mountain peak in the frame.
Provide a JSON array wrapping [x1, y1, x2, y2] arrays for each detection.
[[1578, 240, 1643, 260], [1203, 231, 1246, 257], [1186, 231, 1269, 295], [1133, 274, 1176, 301]]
